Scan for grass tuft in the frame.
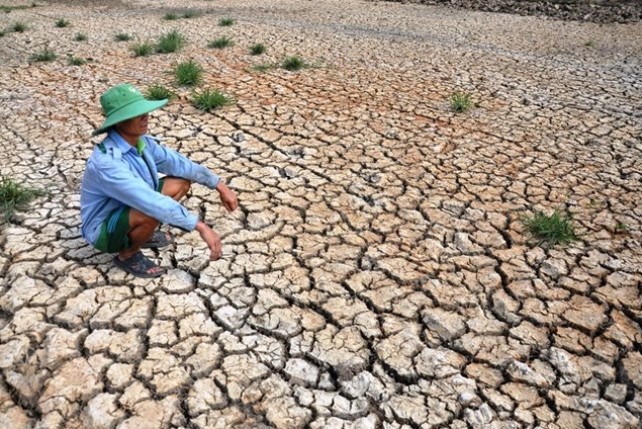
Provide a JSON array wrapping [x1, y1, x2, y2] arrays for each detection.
[[192, 89, 233, 112], [249, 43, 266, 55], [145, 84, 176, 101], [450, 92, 472, 113], [131, 42, 153, 57], [0, 176, 44, 222], [1, 5, 32, 12], [12, 22, 27, 33], [218, 17, 234, 26], [30, 47, 57, 62], [163, 12, 178, 20], [0, 30, 5, 37], [523, 210, 578, 247], [67, 55, 86, 66], [55, 18, 70, 28], [250, 63, 272, 73], [115, 32, 131, 41], [156, 30, 186, 53], [174, 60, 203, 86], [208, 36, 233, 49], [74, 32, 87, 41], [183, 10, 198, 18], [281, 56, 306, 71]]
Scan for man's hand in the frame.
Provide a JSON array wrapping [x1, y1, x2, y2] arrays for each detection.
[[216, 181, 239, 212], [195, 221, 222, 260]]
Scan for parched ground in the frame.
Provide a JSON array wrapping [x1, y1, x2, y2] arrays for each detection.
[[1, 0, 642, 428]]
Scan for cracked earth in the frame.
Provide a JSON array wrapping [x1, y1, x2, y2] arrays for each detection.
[[1, 0, 642, 428]]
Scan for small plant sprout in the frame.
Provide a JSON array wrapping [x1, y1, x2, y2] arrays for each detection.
[[30, 47, 57, 62], [208, 36, 233, 49], [584, 40, 594, 47], [249, 43, 266, 55], [156, 30, 186, 53], [12, 22, 27, 33], [218, 17, 234, 26], [523, 209, 578, 247], [174, 60, 203, 86], [0, 176, 44, 222], [55, 18, 70, 28], [115, 32, 131, 41], [74, 32, 87, 41], [281, 56, 306, 71], [131, 42, 153, 57], [67, 55, 86, 66], [250, 63, 272, 73], [163, 12, 178, 20], [192, 89, 233, 112], [145, 84, 176, 101], [450, 92, 472, 113], [183, 11, 198, 18], [615, 221, 628, 234]]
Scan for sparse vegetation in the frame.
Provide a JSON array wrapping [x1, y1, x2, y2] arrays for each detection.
[[183, 11, 198, 18], [584, 40, 594, 47], [115, 32, 131, 41], [1, 4, 33, 12], [281, 56, 306, 71], [163, 12, 178, 20], [249, 43, 266, 55], [192, 89, 233, 112], [0, 176, 44, 222], [30, 47, 57, 62], [12, 22, 27, 33], [55, 18, 70, 28], [67, 55, 86, 66], [450, 92, 472, 113], [615, 221, 629, 234], [208, 36, 233, 49], [131, 42, 153, 57], [250, 63, 272, 73], [523, 210, 578, 246], [146, 84, 176, 101], [0, 30, 5, 37], [218, 17, 234, 26], [156, 30, 186, 53], [74, 32, 87, 41], [174, 60, 203, 86]]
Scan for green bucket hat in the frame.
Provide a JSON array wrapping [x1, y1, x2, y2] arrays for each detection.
[[93, 83, 168, 135]]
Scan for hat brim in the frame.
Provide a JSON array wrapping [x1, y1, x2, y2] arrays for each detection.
[[93, 98, 168, 135]]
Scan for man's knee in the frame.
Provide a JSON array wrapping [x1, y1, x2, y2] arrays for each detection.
[[130, 210, 159, 230]]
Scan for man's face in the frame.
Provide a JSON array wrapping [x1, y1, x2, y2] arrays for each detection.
[[116, 113, 149, 136]]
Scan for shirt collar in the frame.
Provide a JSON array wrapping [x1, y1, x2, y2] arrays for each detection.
[[107, 129, 146, 156]]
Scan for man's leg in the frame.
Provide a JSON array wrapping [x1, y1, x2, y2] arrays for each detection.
[[117, 177, 192, 272]]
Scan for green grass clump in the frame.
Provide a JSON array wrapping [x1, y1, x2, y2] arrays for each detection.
[[131, 42, 153, 57], [1, 5, 32, 12], [450, 92, 472, 113], [281, 56, 306, 71], [218, 17, 234, 26], [30, 47, 57, 62], [249, 43, 266, 55], [74, 32, 87, 41], [145, 84, 175, 101], [55, 18, 70, 28], [183, 11, 198, 18], [250, 63, 272, 73], [12, 22, 27, 33], [163, 12, 178, 20], [115, 32, 131, 41], [174, 60, 203, 86], [0, 30, 5, 37], [208, 36, 233, 49], [67, 55, 86, 66], [523, 210, 578, 246], [192, 89, 232, 112], [156, 30, 186, 53], [0, 177, 44, 222]]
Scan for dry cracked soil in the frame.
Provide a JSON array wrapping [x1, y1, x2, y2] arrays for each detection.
[[1, 0, 642, 428]]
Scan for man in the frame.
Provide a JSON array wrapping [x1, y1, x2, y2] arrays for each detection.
[[80, 83, 238, 278]]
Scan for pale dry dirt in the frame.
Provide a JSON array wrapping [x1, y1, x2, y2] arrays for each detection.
[[1, 0, 642, 428]]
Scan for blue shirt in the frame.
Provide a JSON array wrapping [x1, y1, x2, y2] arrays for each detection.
[[80, 130, 220, 245]]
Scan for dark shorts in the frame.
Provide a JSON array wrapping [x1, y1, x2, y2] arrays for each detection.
[[94, 178, 166, 253]]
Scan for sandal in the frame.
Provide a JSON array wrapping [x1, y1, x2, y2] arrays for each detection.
[[114, 252, 166, 278], [142, 231, 173, 249]]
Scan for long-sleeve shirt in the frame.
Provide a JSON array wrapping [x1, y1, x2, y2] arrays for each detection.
[[80, 129, 220, 245]]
